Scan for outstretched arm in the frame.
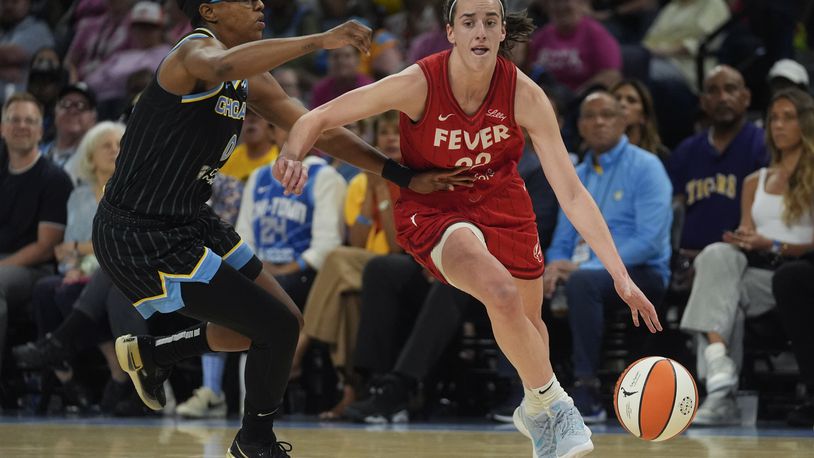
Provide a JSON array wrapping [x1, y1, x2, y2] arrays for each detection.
[[281, 65, 428, 161], [160, 20, 371, 95], [251, 66, 473, 194], [248, 71, 414, 173], [515, 71, 662, 333]]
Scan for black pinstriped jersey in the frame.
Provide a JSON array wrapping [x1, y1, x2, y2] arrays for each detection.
[[104, 28, 248, 219]]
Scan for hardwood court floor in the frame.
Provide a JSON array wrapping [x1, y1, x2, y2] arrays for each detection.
[[0, 419, 812, 457]]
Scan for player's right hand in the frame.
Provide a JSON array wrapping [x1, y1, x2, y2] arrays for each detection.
[[321, 20, 372, 56], [408, 166, 475, 194], [273, 157, 308, 196], [614, 274, 663, 334]]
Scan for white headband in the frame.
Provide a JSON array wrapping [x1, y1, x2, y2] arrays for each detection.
[[448, 0, 505, 24]]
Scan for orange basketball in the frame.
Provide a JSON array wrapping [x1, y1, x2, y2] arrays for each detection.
[[613, 356, 698, 442]]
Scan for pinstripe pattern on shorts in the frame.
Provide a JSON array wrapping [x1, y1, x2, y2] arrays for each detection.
[[92, 200, 252, 316]]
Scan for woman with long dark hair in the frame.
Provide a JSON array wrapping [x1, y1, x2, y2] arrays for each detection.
[[610, 78, 668, 161]]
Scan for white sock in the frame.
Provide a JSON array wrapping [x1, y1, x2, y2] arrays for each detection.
[[705, 342, 727, 361], [523, 375, 568, 417]]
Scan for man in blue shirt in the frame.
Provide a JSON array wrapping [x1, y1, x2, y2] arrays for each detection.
[[544, 91, 672, 423]]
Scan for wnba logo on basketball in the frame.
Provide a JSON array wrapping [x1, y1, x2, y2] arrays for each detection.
[[614, 356, 698, 442]]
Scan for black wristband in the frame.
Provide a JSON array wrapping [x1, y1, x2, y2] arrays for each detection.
[[381, 158, 415, 188]]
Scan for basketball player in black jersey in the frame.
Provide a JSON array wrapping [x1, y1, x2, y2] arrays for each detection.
[[91, 0, 472, 457]]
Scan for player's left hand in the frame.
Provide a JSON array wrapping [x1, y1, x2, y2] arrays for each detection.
[[273, 156, 308, 196], [614, 274, 662, 333], [321, 20, 372, 55], [408, 166, 475, 194]]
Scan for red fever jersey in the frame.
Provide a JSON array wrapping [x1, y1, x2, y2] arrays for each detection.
[[396, 50, 544, 282]]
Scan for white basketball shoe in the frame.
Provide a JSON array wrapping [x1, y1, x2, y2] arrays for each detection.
[[514, 398, 594, 458], [704, 343, 738, 394]]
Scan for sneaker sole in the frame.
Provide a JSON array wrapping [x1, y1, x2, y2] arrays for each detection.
[[226, 446, 245, 458], [691, 416, 742, 426], [492, 412, 515, 423], [559, 440, 594, 458], [706, 375, 738, 394], [512, 407, 540, 458], [115, 335, 163, 411], [513, 408, 594, 458], [175, 409, 226, 420], [176, 406, 227, 419], [363, 409, 409, 424]]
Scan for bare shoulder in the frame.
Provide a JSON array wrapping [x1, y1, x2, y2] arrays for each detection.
[[386, 64, 427, 95], [381, 64, 428, 119], [744, 169, 762, 185], [514, 71, 546, 100], [742, 170, 760, 198], [173, 34, 226, 57], [514, 70, 554, 128], [159, 36, 224, 95]]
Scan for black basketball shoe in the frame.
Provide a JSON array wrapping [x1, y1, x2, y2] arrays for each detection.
[[115, 334, 171, 411], [343, 373, 409, 424], [12, 334, 72, 371], [227, 430, 292, 458]]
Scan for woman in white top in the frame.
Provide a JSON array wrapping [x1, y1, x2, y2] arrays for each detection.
[[680, 87, 814, 426]]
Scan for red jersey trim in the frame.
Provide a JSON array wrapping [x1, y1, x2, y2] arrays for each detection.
[[412, 58, 436, 130]]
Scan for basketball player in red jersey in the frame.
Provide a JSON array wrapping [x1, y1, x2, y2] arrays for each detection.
[[276, 1, 662, 456]]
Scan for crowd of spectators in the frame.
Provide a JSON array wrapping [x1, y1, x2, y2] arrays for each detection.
[[1, 0, 813, 431]]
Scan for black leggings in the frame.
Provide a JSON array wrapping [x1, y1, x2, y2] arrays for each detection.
[[179, 261, 299, 415]]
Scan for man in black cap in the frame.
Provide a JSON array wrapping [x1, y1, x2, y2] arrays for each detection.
[[93, 1, 466, 457], [26, 50, 67, 138], [40, 82, 98, 183]]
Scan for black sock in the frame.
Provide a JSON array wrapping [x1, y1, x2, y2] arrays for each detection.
[[52, 310, 97, 353], [241, 407, 278, 445], [152, 322, 211, 367]]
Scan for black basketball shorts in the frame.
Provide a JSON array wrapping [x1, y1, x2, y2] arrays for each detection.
[[92, 199, 260, 319]]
